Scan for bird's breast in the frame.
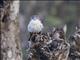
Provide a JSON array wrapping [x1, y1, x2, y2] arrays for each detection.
[[28, 20, 44, 32]]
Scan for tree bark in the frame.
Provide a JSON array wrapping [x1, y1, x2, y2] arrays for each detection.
[[0, 0, 22, 60]]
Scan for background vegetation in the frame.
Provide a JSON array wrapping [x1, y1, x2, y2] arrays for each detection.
[[19, 1, 80, 60]]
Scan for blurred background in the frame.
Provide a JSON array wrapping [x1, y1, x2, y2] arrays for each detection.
[[19, 1, 80, 60]]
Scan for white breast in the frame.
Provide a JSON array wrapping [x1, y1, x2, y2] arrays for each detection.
[[28, 19, 44, 32]]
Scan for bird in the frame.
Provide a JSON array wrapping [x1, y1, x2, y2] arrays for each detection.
[[28, 15, 44, 33], [27, 15, 44, 41], [27, 15, 44, 59]]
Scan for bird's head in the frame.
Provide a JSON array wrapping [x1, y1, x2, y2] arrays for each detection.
[[31, 15, 39, 20], [31, 15, 44, 23]]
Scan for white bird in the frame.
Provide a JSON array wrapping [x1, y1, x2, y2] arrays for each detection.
[[27, 15, 44, 43], [28, 15, 44, 33]]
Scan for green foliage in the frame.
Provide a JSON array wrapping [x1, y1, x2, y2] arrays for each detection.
[[45, 15, 62, 26], [50, 8, 57, 16], [63, 5, 77, 22]]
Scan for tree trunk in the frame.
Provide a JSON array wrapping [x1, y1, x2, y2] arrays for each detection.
[[0, 0, 22, 60]]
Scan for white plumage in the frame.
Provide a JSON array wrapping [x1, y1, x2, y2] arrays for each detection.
[[28, 17, 44, 32]]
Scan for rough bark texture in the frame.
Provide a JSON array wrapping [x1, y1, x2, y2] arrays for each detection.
[[0, 0, 22, 60]]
